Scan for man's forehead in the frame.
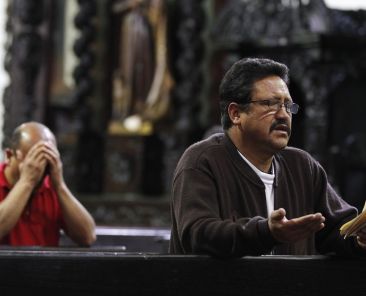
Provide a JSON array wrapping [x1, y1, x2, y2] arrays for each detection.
[[252, 76, 289, 96], [18, 128, 56, 151]]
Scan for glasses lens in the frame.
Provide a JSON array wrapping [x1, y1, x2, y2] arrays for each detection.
[[289, 103, 299, 114]]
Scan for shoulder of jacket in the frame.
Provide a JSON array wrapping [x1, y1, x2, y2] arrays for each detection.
[[178, 133, 226, 167]]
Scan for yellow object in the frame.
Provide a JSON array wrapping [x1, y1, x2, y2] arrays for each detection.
[[340, 201, 366, 238]]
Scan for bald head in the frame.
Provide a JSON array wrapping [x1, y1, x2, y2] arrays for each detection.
[[10, 122, 56, 155]]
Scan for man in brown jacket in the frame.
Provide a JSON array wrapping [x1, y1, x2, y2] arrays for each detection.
[[170, 57, 366, 257]]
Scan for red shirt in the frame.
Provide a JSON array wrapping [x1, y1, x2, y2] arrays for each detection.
[[0, 163, 64, 246]]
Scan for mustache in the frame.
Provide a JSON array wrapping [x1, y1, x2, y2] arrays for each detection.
[[270, 120, 291, 136]]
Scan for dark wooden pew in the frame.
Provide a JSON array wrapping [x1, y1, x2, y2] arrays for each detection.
[[0, 249, 364, 296], [60, 226, 171, 252]]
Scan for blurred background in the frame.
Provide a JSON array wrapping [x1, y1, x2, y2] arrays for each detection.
[[0, 0, 365, 229]]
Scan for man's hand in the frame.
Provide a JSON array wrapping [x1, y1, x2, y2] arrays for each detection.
[[18, 142, 48, 187], [268, 208, 325, 243], [356, 227, 366, 249], [41, 141, 64, 189]]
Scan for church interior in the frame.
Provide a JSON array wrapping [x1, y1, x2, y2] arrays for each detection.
[[4, 0, 366, 226], [1, 0, 366, 293]]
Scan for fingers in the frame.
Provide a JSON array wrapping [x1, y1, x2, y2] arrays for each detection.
[[18, 146, 47, 185], [25, 141, 60, 164], [24, 142, 46, 161], [39, 142, 64, 185], [356, 227, 366, 241], [21, 141, 58, 173], [43, 141, 60, 160], [287, 213, 325, 231], [21, 144, 47, 170], [283, 220, 325, 242], [269, 209, 325, 243], [356, 225, 366, 249], [357, 235, 366, 250], [270, 208, 286, 221], [42, 143, 63, 177]]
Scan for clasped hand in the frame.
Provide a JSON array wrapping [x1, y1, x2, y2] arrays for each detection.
[[268, 208, 325, 243], [18, 141, 63, 188]]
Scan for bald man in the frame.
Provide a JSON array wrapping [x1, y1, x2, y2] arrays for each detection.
[[0, 122, 96, 247]]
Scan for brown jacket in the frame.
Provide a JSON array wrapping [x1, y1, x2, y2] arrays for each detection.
[[170, 133, 363, 257]]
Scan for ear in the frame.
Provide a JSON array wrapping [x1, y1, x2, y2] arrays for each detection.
[[227, 102, 244, 125], [4, 148, 14, 164], [15, 149, 23, 160]]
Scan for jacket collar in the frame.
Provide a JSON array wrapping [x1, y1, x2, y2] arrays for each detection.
[[222, 133, 280, 187]]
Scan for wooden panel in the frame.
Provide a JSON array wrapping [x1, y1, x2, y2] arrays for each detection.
[[0, 250, 365, 296], [104, 135, 145, 193], [104, 134, 165, 195]]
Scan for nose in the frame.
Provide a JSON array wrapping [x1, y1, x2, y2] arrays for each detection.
[[275, 104, 292, 118]]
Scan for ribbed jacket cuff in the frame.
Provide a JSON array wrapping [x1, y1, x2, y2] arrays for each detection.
[[257, 219, 279, 251]]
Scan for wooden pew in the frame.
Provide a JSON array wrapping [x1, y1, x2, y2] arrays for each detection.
[[0, 249, 364, 296], [60, 226, 170, 252]]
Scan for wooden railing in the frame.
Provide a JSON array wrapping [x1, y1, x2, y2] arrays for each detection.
[[60, 226, 170, 252], [0, 248, 364, 296]]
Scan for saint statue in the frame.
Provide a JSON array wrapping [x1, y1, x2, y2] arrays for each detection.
[[110, 0, 173, 135]]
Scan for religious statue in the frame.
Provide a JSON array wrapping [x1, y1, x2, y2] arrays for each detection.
[[110, 0, 173, 135]]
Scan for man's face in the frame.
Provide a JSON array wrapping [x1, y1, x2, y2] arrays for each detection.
[[238, 75, 293, 154], [8, 130, 56, 183]]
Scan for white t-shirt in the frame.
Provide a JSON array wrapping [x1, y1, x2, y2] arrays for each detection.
[[238, 151, 275, 218]]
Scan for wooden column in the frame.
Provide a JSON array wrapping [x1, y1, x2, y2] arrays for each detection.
[[2, 0, 53, 145]]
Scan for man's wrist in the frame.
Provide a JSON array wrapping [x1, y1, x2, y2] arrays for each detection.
[[18, 175, 38, 189], [53, 180, 66, 191]]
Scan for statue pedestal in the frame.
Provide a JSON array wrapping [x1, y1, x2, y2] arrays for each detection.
[[104, 134, 164, 195]]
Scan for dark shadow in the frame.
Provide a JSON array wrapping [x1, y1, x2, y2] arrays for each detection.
[[327, 76, 366, 212]]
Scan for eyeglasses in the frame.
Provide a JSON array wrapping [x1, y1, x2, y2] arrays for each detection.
[[244, 99, 300, 115]]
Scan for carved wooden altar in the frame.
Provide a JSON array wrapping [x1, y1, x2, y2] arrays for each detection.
[[2, 0, 366, 225]]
